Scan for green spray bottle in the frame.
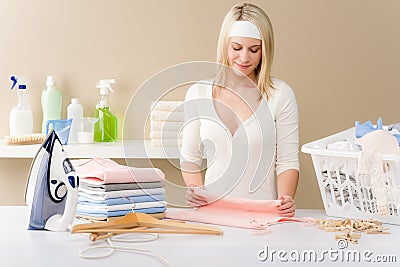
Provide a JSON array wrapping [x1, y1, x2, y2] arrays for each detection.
[[94, 79, 118, 142]]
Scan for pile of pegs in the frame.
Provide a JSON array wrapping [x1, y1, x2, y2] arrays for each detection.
[[312, 218, 390, 244]]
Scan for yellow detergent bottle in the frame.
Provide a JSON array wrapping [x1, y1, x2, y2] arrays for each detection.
[[94, 79, 118, 142]]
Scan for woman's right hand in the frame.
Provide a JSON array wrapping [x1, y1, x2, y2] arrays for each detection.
[[185, 185, 208, 207]]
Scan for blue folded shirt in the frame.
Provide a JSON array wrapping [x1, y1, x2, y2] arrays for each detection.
[[75, 206, 167, 217], [78, 194, 165, 206]]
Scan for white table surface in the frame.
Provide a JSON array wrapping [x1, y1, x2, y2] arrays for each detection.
[[1, 206, 399, 267]]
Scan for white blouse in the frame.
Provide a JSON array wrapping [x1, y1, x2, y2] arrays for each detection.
[[180, 78, 299, 200]]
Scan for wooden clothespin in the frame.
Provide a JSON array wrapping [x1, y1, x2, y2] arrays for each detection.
[[315, 218, 390, 244], [72, 212, 223, 241]]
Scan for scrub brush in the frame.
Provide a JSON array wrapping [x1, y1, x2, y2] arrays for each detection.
[[5, 133, 46, 145]]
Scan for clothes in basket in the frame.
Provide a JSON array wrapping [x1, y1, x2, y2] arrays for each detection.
[[302, 123, 400, 224]]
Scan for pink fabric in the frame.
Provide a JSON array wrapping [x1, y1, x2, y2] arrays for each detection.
[[166, 196, 314, 230], [71, 158, 165, 185]]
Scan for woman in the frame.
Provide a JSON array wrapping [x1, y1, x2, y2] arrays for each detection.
[[180, 3, 299, 217]]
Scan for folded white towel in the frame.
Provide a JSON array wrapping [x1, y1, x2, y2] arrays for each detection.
[[150, 130, 182, 139], [151, 138, 182, 147], [151, 120, 184, 131], [150, 110, 184, 122], [151, 101, 184, 112]]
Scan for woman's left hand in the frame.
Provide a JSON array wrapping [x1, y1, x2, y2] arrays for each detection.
[[277, 195, 296, 217]]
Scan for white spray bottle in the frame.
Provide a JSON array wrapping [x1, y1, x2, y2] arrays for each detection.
[[9, 76, 33, 136]]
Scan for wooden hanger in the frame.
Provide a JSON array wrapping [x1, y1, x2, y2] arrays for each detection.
[[72, 212, 223, 241]]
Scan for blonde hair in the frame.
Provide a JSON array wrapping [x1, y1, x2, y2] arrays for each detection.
[[215, 3, 275, 99]]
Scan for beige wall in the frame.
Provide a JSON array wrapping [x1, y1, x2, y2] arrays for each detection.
[[1, 0, 399, 207]]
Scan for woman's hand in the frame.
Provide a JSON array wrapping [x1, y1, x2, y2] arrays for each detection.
[[277, 195, 296, 217], [185, 185, 208, 207]]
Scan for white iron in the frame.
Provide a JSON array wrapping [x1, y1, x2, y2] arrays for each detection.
[[25, 130, 79, 231]]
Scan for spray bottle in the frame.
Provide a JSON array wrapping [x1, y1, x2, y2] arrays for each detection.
[[41, 76, 62, 134], [9, 76, 33, 136], [94, 79, 118, 142]]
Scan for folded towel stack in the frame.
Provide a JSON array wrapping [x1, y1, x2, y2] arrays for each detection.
[[150, 101, 184, 147], [72, 158, 166, 221]]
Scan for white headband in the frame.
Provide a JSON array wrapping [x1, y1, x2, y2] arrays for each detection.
[[228, 20, 261, 40]]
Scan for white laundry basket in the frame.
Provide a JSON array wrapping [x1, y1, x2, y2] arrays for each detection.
[[301, 127, 400, 224]]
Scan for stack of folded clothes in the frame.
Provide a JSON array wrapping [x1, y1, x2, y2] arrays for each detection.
[[150, 101, 184, 147], [72, 158, 166, 221]]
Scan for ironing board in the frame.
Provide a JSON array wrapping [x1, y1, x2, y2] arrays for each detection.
[[2, 206, 400, 267]]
